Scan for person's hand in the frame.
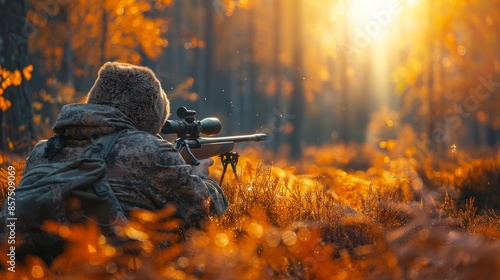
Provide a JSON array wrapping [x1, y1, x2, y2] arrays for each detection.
[[192, 158, 214, 176]]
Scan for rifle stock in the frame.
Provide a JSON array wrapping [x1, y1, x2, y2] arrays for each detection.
[[180, 142, 234, 164]]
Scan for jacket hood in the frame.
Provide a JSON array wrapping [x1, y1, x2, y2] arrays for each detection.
[[85, 62, 170, 135], [53, 103, 137, 140]]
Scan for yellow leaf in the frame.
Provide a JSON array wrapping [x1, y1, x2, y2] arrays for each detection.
[[8, 141, 14, 151]]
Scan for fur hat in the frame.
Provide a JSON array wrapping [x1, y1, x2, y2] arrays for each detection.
[[86, 61, 170, 134]]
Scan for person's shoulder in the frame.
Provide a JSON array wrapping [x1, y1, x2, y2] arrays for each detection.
[[117, 130, 185, 166], [119, 130, 177, 154], [27, 140, 48, 159], [24, 140, 49, 172]]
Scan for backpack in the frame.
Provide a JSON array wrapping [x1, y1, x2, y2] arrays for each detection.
[[0, 129, 128, 264]]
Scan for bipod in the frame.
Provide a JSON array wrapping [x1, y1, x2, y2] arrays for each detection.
[[219, 152, 239, 185]]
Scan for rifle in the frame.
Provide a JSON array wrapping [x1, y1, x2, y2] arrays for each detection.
[[162, 107, 267, 184]]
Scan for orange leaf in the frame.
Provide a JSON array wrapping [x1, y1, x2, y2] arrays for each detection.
[[33, 101, 43, 111], [23, 64, 33, 81], [33, 114, 42, 125], [1, 69, 8, 79], [11, 70, 22, 86], [0, 96, 12, 111], [0, 154, 7, 165]]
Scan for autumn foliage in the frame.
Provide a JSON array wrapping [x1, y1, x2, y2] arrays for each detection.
[[0, 65, 33, 111], [1, 146, 500, 279]]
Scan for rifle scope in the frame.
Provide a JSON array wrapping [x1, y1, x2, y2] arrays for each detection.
[[162, 107, 221, 138]]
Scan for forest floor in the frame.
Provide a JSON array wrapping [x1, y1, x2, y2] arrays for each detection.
[[1, 144, 500, 279]]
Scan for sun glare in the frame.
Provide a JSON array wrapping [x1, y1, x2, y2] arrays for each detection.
[[349, 0, 392, 24], [348, 0, 405, 30]]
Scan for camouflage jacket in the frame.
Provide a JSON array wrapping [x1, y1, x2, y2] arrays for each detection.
[[25, 103, 228, 230]]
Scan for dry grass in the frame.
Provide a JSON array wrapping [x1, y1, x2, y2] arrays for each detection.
[[1, 147, 500, 279]]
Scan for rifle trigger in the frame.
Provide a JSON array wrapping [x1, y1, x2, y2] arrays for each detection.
[[177, 139, 200, 166]]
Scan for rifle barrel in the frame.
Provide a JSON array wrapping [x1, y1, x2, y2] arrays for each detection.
[[186, 133, 267, 146]]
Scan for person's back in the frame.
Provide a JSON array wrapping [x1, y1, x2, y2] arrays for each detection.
[[10, 62, 228, 264]]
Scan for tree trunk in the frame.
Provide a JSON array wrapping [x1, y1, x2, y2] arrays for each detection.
[[0, 0, 36, 158], [243, 3, 256, 131], [202, 0, 216, 117], [230, 61, 241, 135], [194, 36, 205, 114], [339, 0, 349, 143], [486, 126, 497, 147], [272, 0, 283, 152], [426, 0, 435, 143], [100, 5, 108, 66], [60, 6, 74, 85], [289, 0, 304, 159]]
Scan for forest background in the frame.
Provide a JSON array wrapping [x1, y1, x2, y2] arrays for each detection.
[[1, 0, 499, 166]]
